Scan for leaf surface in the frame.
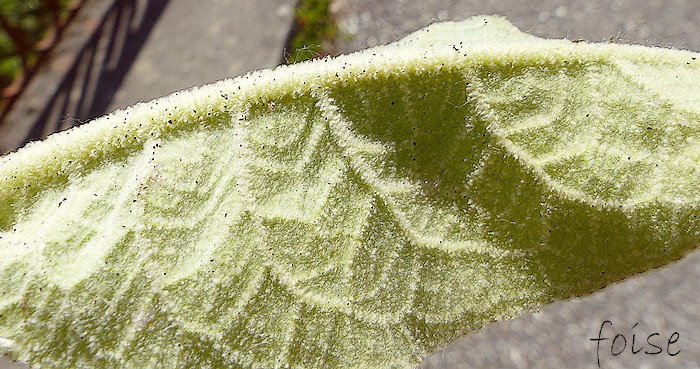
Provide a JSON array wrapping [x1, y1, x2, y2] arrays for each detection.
[[0, 15, 698, 369]]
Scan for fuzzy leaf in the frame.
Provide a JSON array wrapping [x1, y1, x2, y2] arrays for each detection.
[[0, 15, 698, 369]]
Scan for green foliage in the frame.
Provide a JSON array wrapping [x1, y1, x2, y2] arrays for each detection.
[[0, 54, 19, 87], [0, 0, 73, 89], [286, 0, 337, 64]]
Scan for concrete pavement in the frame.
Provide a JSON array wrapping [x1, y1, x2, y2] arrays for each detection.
[[330, 0, 700, 54], [0, 0, 296, 154], [108, 0, 296, 112]]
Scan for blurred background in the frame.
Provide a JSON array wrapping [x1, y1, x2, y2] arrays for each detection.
[[0, 0, 698, 368]]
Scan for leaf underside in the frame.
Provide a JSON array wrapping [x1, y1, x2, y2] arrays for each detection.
[[0, 16, 698, 369]]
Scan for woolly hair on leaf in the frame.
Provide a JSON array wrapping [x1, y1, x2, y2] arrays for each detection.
[[0, 15, 698, 369]]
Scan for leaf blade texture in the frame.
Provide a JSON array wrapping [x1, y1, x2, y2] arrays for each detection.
[[0, 15, 698, 369]]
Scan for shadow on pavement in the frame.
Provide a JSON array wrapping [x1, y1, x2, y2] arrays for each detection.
[[21, 0, 169, 150]]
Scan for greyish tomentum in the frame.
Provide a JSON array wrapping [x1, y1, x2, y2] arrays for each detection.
[[0, 15, 698, 369]]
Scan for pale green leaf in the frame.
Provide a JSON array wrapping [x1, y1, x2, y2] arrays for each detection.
[[0, 15, 698, 369]]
